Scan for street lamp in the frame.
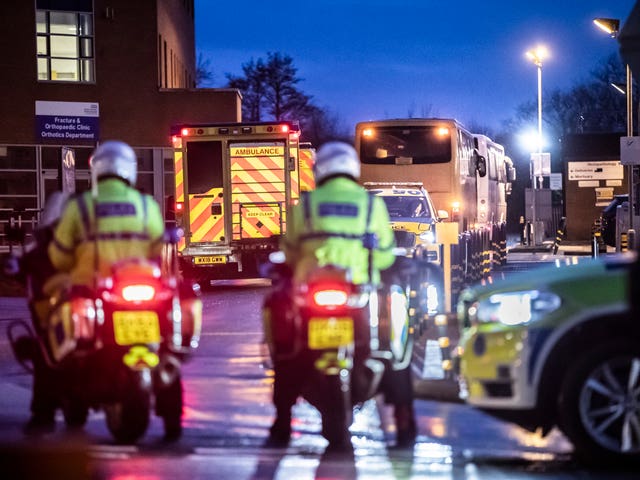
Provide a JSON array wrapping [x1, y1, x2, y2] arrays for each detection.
[[525, 45, 549, 245], [594, 17, 634, 236], [611, 82, 626, 95], [593, 18, 620, 38], [594, 18, 631, 136]]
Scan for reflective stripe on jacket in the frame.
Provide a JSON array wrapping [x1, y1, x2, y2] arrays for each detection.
[[48, 178, 164, 287], [282, 176, 395, 285]]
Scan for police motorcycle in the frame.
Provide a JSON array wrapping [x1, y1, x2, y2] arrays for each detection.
[[262, 246, 423, 446], [7, 226, 202, 444]]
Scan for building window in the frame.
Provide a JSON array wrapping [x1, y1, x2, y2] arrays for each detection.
[[36, 1, 94, 83]]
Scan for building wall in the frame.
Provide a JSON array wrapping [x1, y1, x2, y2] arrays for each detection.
[[0, 0, 241, 244], [0, 0, 241, 146], [561, 133, 624, 241]]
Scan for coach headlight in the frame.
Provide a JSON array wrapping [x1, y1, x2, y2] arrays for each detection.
[[419, 230, 435, 243], [475, 290, 561, 326]]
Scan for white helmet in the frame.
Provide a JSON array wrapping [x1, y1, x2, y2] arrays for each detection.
[[89, 140, 137, 186], [313, 141, 361, 184]]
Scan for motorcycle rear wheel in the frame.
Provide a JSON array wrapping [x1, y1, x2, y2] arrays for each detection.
[[61, 395, 89, 429], [320, 373, 352, 450], [105, 380, 151, 444], [155, 375, 183, 441]]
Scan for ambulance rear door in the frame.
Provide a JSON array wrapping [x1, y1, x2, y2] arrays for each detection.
[[229, 141, 289, 241], [183, 140, 226, 248]]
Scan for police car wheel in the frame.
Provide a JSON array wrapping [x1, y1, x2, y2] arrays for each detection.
[[558, 340, 640, 466]]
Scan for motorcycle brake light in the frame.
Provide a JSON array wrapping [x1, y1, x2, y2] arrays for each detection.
[[122, 284, 155, 302], [312, 288, 349, 307]]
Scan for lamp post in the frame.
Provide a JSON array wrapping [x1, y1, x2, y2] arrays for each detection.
[[525, 45, 549, 246], [594, 17, 634, 234]]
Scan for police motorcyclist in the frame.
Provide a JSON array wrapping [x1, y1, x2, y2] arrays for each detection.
[[44, 141, 184, 438], [49, 140, 164, 287], [266, 141, 418, 448], [19, 191, 69, 434]]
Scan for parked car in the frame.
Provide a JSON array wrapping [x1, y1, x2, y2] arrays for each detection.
[[363, 181, 444, 249], [600, 194, 628, 248], [454, 253, 640, 465]]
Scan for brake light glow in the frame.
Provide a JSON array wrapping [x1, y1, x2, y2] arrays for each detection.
[[175, 201, 184, 212], [122, 284, 155, 302], [181, 128, 190, 136], [281, 124, 289, 133], [313, 289, 348, 307]]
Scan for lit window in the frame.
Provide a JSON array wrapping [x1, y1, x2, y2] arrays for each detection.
[[35, 1, 94, 83]]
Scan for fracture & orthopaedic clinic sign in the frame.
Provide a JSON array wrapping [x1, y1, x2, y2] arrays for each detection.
[[35, 101, 99, 144]]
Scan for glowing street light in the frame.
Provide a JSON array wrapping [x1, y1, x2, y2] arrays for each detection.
[[525, 45, 549, 245], [611, 82, 626, 95], [594, 17, 634, 235], [593, 18, 620, 38], [525, 46, 549, 156], [594, 18, 630, 136]]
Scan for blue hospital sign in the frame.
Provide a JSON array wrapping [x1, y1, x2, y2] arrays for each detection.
[[35, 101, 99, 144]]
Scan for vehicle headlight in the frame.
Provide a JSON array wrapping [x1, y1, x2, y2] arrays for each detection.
[[475, 290, 561, 326], [419, 230, 435, 243]]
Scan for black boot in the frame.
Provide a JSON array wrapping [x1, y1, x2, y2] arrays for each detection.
[[266, 412, 291, 446], [394, 403, 417, 447], [23, 412, 55, 436]]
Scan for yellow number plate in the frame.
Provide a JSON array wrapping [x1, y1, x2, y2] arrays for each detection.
[[113, 311, 161, 345], [308, 317, 354, 350], [194, 256, 227, 265]]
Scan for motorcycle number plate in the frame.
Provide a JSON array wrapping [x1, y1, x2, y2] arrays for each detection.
[[308, 317, 354, 350], [113, 311, 161, 345], [194, 256, 226, 265]]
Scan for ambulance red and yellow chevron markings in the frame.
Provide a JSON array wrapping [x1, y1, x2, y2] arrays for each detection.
[[230, 148, 286, 240], [290, 145, 300, 201], [188, 187, 225, 243], [299, 147, 315, 192], [173, 150, 186, 250]]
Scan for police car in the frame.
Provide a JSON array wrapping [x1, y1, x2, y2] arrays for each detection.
[[455, 253, 640, 465], [363, 182, 443, 250], [364, 182, 446, 322]]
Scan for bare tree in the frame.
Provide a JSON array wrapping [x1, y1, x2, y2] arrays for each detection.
[[225, 52, 349, 143], [196, 52, 214, 87]]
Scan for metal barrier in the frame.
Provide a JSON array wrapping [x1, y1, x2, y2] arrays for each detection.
[[4, 209, 39, 252]]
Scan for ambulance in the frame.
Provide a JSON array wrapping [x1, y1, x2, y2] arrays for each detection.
[[170, 121, 308, 283]]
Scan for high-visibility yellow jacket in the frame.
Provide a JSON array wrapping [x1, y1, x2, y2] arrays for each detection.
[[282, 176, 396, 285], [48, 178, 165, 287]]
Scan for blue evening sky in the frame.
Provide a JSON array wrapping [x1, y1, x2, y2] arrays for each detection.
[[195, 0, 636, 134]]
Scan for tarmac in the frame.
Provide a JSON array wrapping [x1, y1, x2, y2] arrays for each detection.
[[0, 239, 609, 320], [0, 239, 616, 407]]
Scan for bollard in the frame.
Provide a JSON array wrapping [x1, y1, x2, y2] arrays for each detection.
[[621, 232, 629, 252], [552, 217, 567, 255], [591, 235, 599, 258], [629, 229, 636, 251]]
